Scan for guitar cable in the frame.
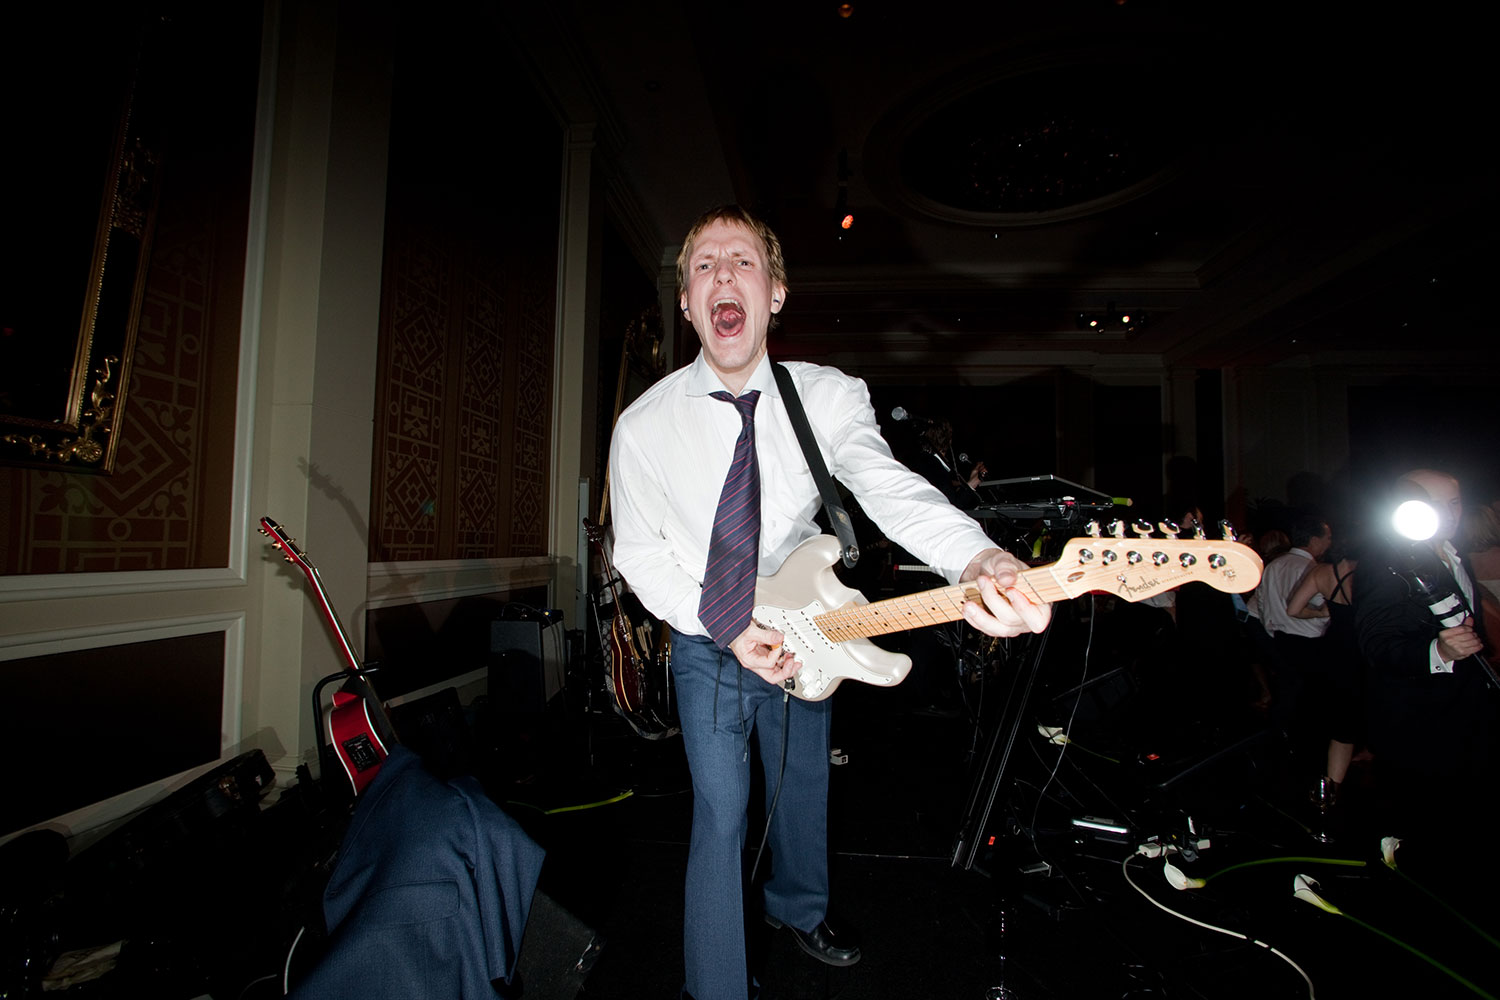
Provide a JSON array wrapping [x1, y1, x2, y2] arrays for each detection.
[[749, 687, 793, 887]]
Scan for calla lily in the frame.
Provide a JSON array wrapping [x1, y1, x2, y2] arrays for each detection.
[[1292, 874, 1342, 915], [1164, 859, 1205, 889], [1381, 836, 1400, 870]]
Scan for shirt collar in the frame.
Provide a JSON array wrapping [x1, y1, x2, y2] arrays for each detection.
[[685, 351, 778, 400]]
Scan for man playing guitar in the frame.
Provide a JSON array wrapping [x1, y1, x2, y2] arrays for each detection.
[[607, 205, 1051, 1000]]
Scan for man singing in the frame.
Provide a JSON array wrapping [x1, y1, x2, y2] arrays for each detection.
[[608, 205, 1051, 1000]]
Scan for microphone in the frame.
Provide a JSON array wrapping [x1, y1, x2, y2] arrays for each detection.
[[890, 406, 930, 425]]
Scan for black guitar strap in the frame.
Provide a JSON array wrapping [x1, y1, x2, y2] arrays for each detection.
[[773, 362, 859, 568]]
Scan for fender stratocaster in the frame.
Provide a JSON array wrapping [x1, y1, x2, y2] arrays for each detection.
[[756, 525, 1262, 702]]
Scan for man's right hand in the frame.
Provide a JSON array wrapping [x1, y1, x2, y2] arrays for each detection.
[[1437, 616, 1482, 662], [729, 622, 801, 687]]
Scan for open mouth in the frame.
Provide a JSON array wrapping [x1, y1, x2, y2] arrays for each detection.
[[711, 297, 745, 336]]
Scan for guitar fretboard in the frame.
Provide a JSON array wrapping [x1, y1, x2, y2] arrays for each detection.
[[815, 569, 1059, 641]]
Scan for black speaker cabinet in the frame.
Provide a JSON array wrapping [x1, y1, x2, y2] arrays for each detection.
[[489, 619, 563, 714]]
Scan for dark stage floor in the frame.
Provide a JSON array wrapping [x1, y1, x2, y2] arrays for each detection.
[[487, 624, 1500, 1000], [19, 612, 1499, 1000]]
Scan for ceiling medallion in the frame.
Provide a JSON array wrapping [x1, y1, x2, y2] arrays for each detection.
[[870, 57, 1184, 227]]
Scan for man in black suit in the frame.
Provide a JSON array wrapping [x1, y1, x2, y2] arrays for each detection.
[[1355, 469, 1498, 851], [899, 418, 987, 511]]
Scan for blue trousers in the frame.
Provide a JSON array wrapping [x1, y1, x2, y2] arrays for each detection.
[[670, 629, 833, 1000]]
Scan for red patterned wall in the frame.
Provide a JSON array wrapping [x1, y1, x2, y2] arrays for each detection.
[[368, 26, 560, 563]]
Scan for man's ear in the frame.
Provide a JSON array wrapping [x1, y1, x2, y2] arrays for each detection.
[[770, 284, 788, 313], [680, 295, 689, 318]]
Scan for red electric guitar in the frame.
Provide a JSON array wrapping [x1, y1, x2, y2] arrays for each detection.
[[260, 516, 396, 796], [584, 518, 677, 739]]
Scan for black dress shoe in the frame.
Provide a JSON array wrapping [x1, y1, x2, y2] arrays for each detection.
[[764, 915, 862, 967]]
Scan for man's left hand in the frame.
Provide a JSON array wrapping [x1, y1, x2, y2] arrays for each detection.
[[959, 547, 1052, 637]]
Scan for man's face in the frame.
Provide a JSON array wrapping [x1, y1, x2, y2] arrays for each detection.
[[1308, 524, 1332, 558], [1409, 471, 1463, 542], [680, 219, 786, 391]]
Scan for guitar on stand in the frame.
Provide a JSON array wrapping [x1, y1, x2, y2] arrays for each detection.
[[584, 519, 677, 739], [260, 516, 399, 797], [587, 304, 679, 740]]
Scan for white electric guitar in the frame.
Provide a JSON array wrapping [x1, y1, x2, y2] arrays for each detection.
[[754, 521, 1263, 701]]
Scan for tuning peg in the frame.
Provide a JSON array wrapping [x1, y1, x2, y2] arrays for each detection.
[[1218, 520, 1237, 542], [1108, 519, 1125, 539], [1132, 519, 1153, 538], [1158, 519, 1180, 539], [1193, 524, 1207, 540], [1086, 521, 1102, 538]]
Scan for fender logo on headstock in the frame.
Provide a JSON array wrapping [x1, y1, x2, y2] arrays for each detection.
[[1120, 577, 1164, 597]]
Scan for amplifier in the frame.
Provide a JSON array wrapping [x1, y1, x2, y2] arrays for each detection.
[[490, 618, 565, 713]]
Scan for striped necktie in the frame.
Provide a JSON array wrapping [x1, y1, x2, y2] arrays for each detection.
[[698, 389, 761, 648]]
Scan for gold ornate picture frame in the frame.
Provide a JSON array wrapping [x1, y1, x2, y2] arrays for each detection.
[[0, 13, 164, 473]]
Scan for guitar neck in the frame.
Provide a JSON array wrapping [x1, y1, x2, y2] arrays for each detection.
[[305, 561, 365, 675], [813, 533, 1261, 641], [260, 517, 366, 675], [815, 575, 1048, 642]]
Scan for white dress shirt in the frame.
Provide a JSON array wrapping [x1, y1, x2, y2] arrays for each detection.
[[1429, 539, 1477, 674], [608, 354, 997, 637], [1258, 548, 1330, 639]]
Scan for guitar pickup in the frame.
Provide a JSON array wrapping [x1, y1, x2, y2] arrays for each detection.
[[829, 747, 849, 766]]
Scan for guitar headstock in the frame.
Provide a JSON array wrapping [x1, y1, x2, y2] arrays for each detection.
[[259, 516, 313, 573], [582, 517, 606, 544], [1047, 527, 1262, 602]]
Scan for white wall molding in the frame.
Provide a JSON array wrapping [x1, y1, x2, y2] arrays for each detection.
[[366, 556, 557, 610]]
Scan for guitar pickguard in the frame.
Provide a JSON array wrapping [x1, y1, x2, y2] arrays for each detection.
[[753, 535, 912, 702]]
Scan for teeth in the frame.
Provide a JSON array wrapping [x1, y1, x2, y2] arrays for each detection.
[[712, 298, 742, 313]]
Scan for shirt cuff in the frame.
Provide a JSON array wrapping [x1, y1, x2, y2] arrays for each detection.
[[1429, 639, 1455, 674]]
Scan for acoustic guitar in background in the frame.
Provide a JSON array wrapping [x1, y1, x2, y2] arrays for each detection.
[[260, 516, 398, 796]]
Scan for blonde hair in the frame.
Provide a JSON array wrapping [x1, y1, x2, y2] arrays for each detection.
[[675, 205, 788, 300]]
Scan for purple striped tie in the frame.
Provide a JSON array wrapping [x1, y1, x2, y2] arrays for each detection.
[[698, 389, 761, 648]]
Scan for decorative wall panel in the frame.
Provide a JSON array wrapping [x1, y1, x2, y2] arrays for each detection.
[[454, 261, 505, 559], [373, 230, 450, 561], [368, 19, 559, 564], [508, 276, 551, 557]]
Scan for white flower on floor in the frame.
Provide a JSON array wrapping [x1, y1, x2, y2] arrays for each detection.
[[1292, 874, 1342, 915], [1164, 858, 1204, 889], [1381, 836, 1401, 870]]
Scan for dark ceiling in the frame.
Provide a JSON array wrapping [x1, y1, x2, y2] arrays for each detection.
[[555, 0, 1493, 371]]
